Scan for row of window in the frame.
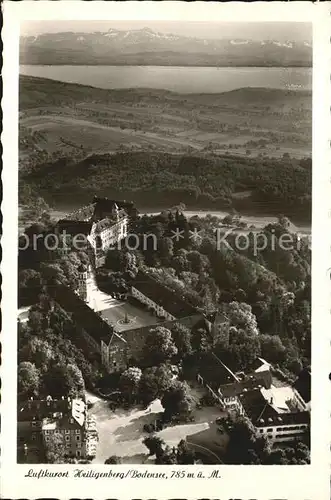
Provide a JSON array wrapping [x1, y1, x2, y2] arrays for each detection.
[[259, 424, 307, 433], [275, 433, 302, 439], [44, 429, 80, 435], [45, 434, 81, 443]]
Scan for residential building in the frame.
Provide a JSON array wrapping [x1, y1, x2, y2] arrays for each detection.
[[17, 396, 98, 462], [197, 353, 310, 444], [238, 388, 310, 443]]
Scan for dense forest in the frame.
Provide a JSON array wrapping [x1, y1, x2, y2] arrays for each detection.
[[20, 151, 311, 221]]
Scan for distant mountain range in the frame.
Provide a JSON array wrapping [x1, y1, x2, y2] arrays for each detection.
[[20, 27, 312, 67]]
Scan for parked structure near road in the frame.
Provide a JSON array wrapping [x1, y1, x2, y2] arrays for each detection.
[[17, 396, 98, 462]]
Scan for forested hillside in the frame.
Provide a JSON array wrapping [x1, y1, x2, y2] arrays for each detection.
[[21, 151, 312, 221]]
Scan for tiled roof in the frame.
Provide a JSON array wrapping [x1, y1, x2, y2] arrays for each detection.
[[219, 370, 272, 398], [92, 196, 137, 215], [254, 409, 310, 427], [49, 284, 114, 344], [239, 389, 278, 423], [239, 389, 310, 427], [132, 271, 197, 319], [56, 219, 92, 236], [18, 398, 79, 422], [198, 352, 238, 390]]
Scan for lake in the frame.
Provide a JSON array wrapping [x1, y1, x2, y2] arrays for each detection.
[[20, 65, 312, 93]]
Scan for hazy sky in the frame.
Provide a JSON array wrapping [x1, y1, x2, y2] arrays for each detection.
[[21, 21, 311, 42]]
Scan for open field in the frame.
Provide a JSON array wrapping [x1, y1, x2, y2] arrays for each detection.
[[20, 76, 311, 165]]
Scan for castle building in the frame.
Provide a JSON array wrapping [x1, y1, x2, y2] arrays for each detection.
[[55, 197, 134, 268], [17, 397, 98, 462]]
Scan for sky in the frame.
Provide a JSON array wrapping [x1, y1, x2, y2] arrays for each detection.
[[21, 21, 312, 42]]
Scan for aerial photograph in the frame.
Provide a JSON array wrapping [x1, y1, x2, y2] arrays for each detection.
[[18, 20, 311, 465]]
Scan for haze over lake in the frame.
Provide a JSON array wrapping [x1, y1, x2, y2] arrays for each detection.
[[20, 65, 312, 93]]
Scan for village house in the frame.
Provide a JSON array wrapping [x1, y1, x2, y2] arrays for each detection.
[[17, 396, 97, 462]]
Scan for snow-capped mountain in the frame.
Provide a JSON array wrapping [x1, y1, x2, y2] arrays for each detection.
[[20, 28, 312, 66]]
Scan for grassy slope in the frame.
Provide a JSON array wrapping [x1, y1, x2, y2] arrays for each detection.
[[19, 76, 311, 160]]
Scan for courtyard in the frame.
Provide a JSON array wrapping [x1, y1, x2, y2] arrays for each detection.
[[99, 301, 162, 332], [86, 271, 161, 332], [87, 391, 226, 464]]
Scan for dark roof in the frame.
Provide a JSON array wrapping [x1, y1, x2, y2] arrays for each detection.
[[254, 409, 310, 427], [239, 389, 310, 427], [239, 389, 278, 423], [49, 284, 114, 344], [56, 219, 92, 236], [92, 196, 137, 218], [197, 352, 238, 390], [219, 370, 272, 398], [18, 398, 72, 422], [132, 271, 197, 319], [293, 368, 311, 403]]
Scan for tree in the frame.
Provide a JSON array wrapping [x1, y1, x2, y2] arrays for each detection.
[[139, 364, 173, 404], [155, 445, 178, 464], [119, 367, 142, 403], [143, 436, 165, 457], [221, 302, 259, 336], [177, 439, 196, 464], [259, 334, 286, 364], [18, 361, 40, 399], [225, 416, 261, 465], [159, 237, 174, 264], [43, 363, 85, 398], [143, 327, 178, 366], [170, 324, 192, 358], [161, 381, 196, 422], [105, 455, 122, 464], [45, 432, 66, 464]]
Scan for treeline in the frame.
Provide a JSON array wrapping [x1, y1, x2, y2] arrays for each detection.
[[21, 151, 312, 220]]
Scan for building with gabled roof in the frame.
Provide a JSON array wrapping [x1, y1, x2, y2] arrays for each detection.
[[17, 397, 98, 462], [55, 197, 133, 267]]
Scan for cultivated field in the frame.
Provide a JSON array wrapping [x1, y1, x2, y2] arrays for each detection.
[[20, 76, 312, 164]]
